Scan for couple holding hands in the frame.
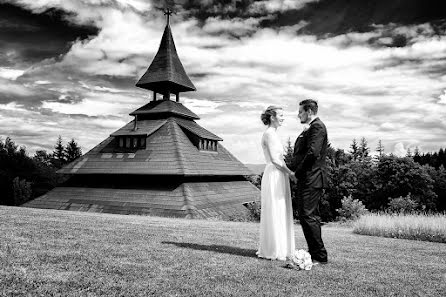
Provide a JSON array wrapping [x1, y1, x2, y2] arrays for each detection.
[[257, 99, 328, 268]]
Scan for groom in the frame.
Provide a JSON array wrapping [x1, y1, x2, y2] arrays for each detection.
[[291, 99, 328, 264]]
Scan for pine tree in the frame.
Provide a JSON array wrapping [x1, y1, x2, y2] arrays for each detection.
[[65, 139, 82, 162], [349, 138, 359, 161], [376, 140, 384, 157], [359, 137, 370, 159], [52, 136, 66, 168], [439, 148, 445, 168], [284, 137, 294, 167], [406, 148, 412, 158], [53, 136, 65, 161]]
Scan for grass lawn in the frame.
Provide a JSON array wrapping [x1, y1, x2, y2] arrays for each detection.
[[1, 206, 445, 297]]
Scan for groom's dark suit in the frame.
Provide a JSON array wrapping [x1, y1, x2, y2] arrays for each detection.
[[291, 117, 328, 262]]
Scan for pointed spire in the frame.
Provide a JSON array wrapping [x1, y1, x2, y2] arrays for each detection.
[[136, 9, 196, 101]]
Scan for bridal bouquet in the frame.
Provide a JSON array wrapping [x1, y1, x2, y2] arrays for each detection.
[[292, 249, 313, 270]]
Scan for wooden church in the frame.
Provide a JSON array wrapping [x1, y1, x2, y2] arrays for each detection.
[[24, 12, 260, 219]]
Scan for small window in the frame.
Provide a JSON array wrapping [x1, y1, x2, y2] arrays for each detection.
[[133, 138, 138, 148], [140, 137, 146, 147], [198, 138, 218, 152], [119, 137, 124, 148], [126, 137, 131, 148]]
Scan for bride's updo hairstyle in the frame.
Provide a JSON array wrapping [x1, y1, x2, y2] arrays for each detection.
[[261, 105, 282, 126]]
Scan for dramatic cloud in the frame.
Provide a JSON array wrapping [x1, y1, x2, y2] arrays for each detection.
[[0, 0, 445, 163]]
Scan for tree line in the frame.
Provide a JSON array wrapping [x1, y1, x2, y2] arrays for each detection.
[[248, 137, 446, 222], [0, 136, 82, 206], [292, 138, 446, 221]]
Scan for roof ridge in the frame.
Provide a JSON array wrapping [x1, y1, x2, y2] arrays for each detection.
[[173, 117, 223, 141], [167, 119, 187, 175]]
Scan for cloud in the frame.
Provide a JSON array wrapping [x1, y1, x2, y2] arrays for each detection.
[[261, 0, 446, 37], [0, 78, 33, 98], [393, 142, 406, 157], [202, 17, 261, 37], [0, 2, 98, 68], [439, 90, 446, 104], [0, 67, 26, 80], [1, 0, 445, 163], [41, 91, 142, 117]]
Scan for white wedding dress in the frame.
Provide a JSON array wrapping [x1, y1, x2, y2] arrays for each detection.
[[257, 128, 295, 261]]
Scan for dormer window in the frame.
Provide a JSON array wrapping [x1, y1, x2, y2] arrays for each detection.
[[117, 136, 146, 149], [199, 138, 217, 152]]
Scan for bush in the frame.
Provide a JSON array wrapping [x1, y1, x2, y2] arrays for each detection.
[[388, 193, 418, 214], [12, 177, 32, 205], [374, 156, 437, 211], [244, 202, 261, 222], [245, 174, 262, 190], [336, 195, 368, 221]]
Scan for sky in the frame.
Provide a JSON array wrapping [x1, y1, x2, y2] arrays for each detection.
[[0, 0, 445, 164]]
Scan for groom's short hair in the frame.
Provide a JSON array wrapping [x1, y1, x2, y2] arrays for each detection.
[[299, 99, 318, 114]]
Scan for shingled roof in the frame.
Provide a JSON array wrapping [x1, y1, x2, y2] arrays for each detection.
[[135, 23, 196, 94], [23, 181, 258, 219], [59, 118, 248, 176], [129, 99, 199, 119]]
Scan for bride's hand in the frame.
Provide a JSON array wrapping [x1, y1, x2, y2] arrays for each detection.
[[289, 174, 297, 183]]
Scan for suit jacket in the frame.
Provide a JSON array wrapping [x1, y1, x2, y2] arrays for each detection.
[[291, 117, 329, 189]]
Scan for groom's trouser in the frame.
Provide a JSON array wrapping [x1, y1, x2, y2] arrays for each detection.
[[296, 186, 327, 262]]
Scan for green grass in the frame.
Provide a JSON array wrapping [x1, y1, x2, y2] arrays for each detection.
[[353, 213, 446, 243], [1, 206, 445, 297]]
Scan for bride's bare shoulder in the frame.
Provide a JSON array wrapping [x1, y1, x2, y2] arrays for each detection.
[[262, 128, 276, 142]]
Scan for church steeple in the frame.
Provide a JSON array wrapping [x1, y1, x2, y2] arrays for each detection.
[[136, 9, 196, 102]]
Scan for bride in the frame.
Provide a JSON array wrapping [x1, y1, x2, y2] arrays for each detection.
[[257, 105, 296, 261]]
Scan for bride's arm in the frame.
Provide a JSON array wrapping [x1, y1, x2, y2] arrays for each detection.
[[263, 132, 294, 176]]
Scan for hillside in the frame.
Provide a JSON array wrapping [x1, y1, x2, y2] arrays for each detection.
[[1, 206, 445, 296]]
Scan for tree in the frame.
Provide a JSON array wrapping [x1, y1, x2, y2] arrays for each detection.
[[376, 140, 384, 157], [33, 150, 53, 167], [349, 138, 359, 161], [359, 137, 370, 159], [423, 165, 446, 212], [65, 139, 82, 163], [283, 137, 294, 167], [373, 155, 437, 211], [413, 146, 421, 163], [0, 137, 38, 205], [406, 148, 412, 158], [52, 136, 66, 168], [4, 137, 18, 155], [12, 176, 32, 205]]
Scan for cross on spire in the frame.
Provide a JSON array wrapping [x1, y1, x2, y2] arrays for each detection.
[[164, 8, 173, 25]]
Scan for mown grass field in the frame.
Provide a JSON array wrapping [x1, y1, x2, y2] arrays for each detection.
[[353, 213, 446, 243], [1, 206, 445, 297]]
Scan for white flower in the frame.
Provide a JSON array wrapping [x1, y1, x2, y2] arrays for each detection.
[[292, 249, 313, 270]]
